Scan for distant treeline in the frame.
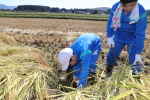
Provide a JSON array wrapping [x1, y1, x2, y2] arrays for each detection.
[[16, 5, 51, 12], [147, 10, 150, 16], [12, 5, 150, 16], [14, 5, 110, 14]]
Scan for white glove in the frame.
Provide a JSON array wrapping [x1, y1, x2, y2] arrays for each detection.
[[107, 37, 115, 48], [77, 84, 83, 90], [133, 54, 145, 68], [60, 76, 66, 81]]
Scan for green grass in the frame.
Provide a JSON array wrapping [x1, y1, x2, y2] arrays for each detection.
[[147, 16, 150, 23], [0, 11, 150, 23], [0, 11, 109, 21]]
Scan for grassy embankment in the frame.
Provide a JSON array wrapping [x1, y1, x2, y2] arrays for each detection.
[[0, 11, 150, 23], [0, 11, 108, 21]]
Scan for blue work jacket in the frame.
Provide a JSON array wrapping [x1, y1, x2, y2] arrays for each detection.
[[70, 33, 102, 87], [107, 2, 147, 54]]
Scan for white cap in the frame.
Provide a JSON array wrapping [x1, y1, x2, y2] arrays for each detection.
[[58, 48, 73, 71]]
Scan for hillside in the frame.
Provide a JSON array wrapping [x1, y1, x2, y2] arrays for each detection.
[[0, 4, 16, 10], [95, 7, 111, 11]]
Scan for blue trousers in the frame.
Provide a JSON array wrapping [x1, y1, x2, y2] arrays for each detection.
[[89, 46, 102, 74], [106, 41, 142, 75]]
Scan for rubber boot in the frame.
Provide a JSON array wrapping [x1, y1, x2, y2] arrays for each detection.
[[106, 65, 114, 77]]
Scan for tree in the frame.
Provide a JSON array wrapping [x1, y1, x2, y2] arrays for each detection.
[[60, 8, 66, 13], [93, 10, 98, 14], [51, 7, 59, 12], [16, 5, 51, 12], [107, 9, 111, 14], [147, 10, 150, 16]]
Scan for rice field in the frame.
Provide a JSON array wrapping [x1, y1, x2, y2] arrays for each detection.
[[0, 18, 150, 100], [0, 11, 108, 21]]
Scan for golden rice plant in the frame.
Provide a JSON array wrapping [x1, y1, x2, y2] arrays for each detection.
[[0, 34, 60, 100], [0, 18, 150, 100], [50, 64, 150, 100], [0, 33, 18, 45]]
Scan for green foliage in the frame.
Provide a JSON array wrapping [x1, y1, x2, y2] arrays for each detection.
[[0, 11, 109, 21], [16, 5, 51, 12], [148, 16, 150, 23]]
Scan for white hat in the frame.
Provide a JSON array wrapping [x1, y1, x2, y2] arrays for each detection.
[[58, 48, 73, 71]]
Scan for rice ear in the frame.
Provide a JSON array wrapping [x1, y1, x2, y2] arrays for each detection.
[[0, 34, 18, 45]]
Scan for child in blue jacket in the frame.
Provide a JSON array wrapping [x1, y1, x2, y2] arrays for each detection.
[[58, 33, 102, 88], [106, 0, 147, 76]]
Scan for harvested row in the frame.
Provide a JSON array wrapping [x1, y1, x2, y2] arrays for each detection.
[[0, 34, 62, 99], [0, 18, 107, 34]]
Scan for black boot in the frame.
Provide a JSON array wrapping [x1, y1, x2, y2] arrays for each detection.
[[106, 65, 113, 77]]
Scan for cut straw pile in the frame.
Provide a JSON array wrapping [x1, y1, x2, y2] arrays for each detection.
[[0, 34, 60, 100], [56, 65, 150, 100], [0, 33, 150, 100]]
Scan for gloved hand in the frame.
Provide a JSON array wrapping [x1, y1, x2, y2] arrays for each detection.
[[60, 70, 67, 81], [107, 37, 115, 48], [77, 80, 83, 90], [133, 54, 145, 68], [60, 76, 66, 82], [77, 84, 83, 90]]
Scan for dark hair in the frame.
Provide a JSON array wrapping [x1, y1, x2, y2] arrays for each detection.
[[120, 0, 138, 6]]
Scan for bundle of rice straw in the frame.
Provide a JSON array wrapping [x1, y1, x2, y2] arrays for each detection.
[[0, 34, 60, 100]]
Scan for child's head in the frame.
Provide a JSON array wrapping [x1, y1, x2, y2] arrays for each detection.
[[58, 48, 77, 71], [120, 0, 138, 6], [120, 0, 138, 13]]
